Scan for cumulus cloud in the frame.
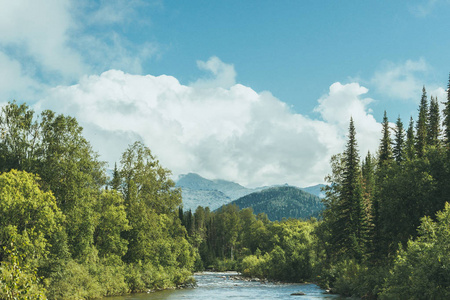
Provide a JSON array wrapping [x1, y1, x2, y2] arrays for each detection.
[[0, 0, 85, 80], [0, 0, 157, 92], [315, 82, 381, 157], [371, 59, 429, 101], [192, 56, 237, 89], [0, 51, 43, 103], [37, 60, 381, 188]]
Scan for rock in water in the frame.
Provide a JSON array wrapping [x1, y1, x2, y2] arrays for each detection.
[[291, 291, 306, 296]]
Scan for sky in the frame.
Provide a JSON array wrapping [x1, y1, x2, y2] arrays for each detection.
[[0, 0, 449, 188]]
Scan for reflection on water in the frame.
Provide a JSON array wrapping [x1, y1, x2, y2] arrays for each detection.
[[108, 272, 343, 300]]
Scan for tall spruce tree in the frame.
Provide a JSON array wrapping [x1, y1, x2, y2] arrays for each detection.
[[393, 116, 405, 163], [361, 151, 375, 215], [428, 95, 441, 147], [415, 86, 428, 157], [379, 111, 393, 166], [443, 74, 450, 153], [371, 112, 394, 262], [339, 118, 368, 260], [111, 162, 121, 190], [406, 116, 416, 160]]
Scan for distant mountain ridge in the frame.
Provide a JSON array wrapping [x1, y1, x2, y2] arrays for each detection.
[[225, 186, 324, 221], [176, 173, 264, 210], [176, 173, 325, 211]]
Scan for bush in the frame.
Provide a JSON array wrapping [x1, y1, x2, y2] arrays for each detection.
[[46, 260, 102, 300], [0, 242, 47, 300], [239, 254, 268, 278], [380, 203, 450, 299]]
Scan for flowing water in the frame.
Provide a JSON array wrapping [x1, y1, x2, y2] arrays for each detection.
[[108, 272, 344, 300]]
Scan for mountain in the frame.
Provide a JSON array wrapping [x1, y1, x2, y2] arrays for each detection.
[[176, 173, 325, 212], [224, 186, 324, 221], [301, 184, 326, 198], [176, 173, 264, 210]]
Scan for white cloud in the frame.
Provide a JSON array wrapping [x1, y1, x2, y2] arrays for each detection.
[[0, 0, 86, 80], [315, 82, 381, 158], [192, 56, 237, 89], [37, 61, 381, 188], [371, 59, 429, 101], [0, 51, 43, 103], [0, 0, 157, 94]]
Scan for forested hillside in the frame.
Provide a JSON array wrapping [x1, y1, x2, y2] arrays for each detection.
[[226, 186, 323, 221]]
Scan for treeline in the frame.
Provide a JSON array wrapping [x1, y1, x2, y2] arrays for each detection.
[[316, 81, 450, 298], [180, 77, 450, 299], [0, 103, 196, 299], [179, 204, 319, 282]]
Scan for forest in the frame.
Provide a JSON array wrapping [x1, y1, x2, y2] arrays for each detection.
[[1, 75, 450, 299]]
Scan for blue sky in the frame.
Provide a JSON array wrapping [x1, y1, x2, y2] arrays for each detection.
[[0, 0, 449, 187]]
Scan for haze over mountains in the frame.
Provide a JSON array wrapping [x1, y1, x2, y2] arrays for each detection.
[[176, 173, 325, 211]]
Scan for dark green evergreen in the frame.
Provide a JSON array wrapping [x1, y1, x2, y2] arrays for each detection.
[[378, 111, 393, 166], [415, 86, 428, 157], [405, 116, 416, 160], [393, 116, 405, 163], [443, 74, 450, 154], [110, 162, 121, 190], [338, 118, 368, 260], [428, 95, 441, 147]]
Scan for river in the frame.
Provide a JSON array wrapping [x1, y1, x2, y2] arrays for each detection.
[[108, 272, 344, 300]]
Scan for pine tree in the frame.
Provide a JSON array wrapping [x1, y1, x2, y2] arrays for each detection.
[[393, 116, 405, 163], [111, 162, 121, 190], [361, 151, 375, 206], [428, 95, 441, 147], [443, 74, 450, 153], [415, 86, 428, 157], [339, 118, 368, 260], [379, 111, 393, 166], [406, 117, 415, 160], [371, 112, 394, 263]]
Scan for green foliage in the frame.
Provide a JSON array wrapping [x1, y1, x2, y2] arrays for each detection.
[[393, 116, 405, 163], [318, 80, 450, 297], [94, 190, 130, 258], [0, 240, 47, 300], [416, 86, 429, 157], [380, 203, 450, 299], [0, 170, 65, 266], [46, 260, 103, 300], [443, 74, 450, 153], [0, 103, 196, 298]]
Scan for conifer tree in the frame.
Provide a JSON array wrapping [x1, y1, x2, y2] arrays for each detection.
[[339, 118, 368, 260], [443, 74, 450, 153], [428, 95, 441, 147], [371, 112, 394, 262], [361, 151, 375, 210], [415, 86, 428, 157], [111, 162, 121, 190], [393, 116, 405, 163], [378, 111, 393, 166], [406, 117, 416, 160]]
